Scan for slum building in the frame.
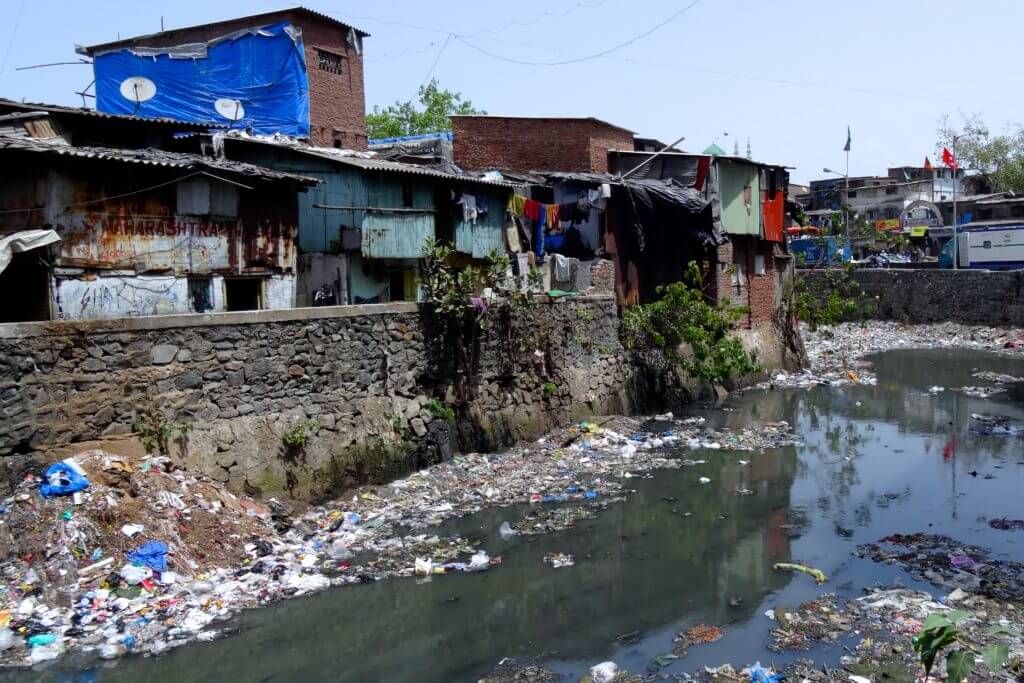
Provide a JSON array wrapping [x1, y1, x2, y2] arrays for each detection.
[[608, 150, 792, 327], [0, 103, 316, 322], [214, 134, 513, 305], [77, 7, 369, 149]]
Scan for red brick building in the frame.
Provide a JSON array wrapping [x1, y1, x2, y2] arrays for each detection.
[[80, 7, 369, 149], [451, 115, 634, 173]]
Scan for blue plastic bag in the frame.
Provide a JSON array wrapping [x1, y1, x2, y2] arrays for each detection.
[[126, 540, 168, 572], [39, 463, 89, 498]]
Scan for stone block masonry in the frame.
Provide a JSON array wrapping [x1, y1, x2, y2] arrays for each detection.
[[800, 268, 1024, 326], [0, 298, 629, 499]]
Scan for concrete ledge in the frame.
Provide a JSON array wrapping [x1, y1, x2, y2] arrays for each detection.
[[0, 294, 617, 339]]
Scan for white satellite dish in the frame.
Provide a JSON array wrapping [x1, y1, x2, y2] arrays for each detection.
[[214, 98, 246, 121], [119, 77, 157, 103]]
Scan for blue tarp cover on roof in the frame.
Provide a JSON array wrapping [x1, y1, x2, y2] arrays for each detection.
[[93, 22, 310, 137]]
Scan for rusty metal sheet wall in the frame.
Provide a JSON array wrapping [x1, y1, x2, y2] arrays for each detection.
[[361, 212, 434, 259], [58, 213, 235, 272]]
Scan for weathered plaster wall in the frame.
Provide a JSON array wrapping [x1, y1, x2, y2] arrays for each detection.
[[0, 298, 629, 500], [53, 274, 296, 320], [800, 268, 1024, 326]]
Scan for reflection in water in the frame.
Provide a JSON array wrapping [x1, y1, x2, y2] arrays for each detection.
[[8, 348, 1024, 682]]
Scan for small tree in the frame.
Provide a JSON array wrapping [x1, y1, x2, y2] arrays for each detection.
[[622, 262, 759, 385], [937, 114, 1024, 193], [366, 79, 484, 139]]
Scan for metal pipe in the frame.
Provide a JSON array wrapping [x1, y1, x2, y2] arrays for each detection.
[[619, 134, 687, 179]]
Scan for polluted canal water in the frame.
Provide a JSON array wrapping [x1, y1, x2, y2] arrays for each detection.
[[9, 346, 1024, 682]]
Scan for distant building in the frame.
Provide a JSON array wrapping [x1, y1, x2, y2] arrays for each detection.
[[450, 115, 635, 173], [78, 7, 369, 148]]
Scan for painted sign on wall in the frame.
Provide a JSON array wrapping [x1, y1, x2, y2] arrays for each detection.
[[59, 213, 235, 272]]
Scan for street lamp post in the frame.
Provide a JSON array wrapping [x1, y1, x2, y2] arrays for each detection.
[[823, 167, 850, 258]]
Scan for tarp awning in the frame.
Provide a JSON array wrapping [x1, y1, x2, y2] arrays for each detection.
[[620, 178, 723, 252], [0, 229, 60, 275]]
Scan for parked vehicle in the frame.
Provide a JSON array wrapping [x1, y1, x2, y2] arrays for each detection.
[[939, 222, 1024, 270]]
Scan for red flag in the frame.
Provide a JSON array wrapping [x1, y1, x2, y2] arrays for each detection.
[[942, 147, 957, 169], [924, 156, 933, 171]]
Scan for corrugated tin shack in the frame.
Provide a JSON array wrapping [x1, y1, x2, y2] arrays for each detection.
[[609, 150, 793, 326], [216, 134, 512, 305], [0, 108, 316, 322]]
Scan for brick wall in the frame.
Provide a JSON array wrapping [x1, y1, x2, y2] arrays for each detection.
[[715, 237, 780, 327], [748, 240, 778, 325], [452, 117, 633, 172], [300, 19, 367, 149]]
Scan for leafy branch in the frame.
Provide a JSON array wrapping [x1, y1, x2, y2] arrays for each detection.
[[912, 610, 1013, 683], [621, 261, 759, 385]]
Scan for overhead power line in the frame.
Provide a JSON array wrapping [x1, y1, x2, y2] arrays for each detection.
[[455, 0, 702, 67]]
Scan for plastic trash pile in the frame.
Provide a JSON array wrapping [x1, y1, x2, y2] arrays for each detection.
[[764, 321, 1024, 390], [0, 413, 803, 669]]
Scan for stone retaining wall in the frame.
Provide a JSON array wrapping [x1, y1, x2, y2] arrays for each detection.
[[0, 298, 629, 499], [800, 268, 1024, 326]]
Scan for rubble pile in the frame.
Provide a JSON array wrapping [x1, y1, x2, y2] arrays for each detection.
[[0, 415, 801, 668]]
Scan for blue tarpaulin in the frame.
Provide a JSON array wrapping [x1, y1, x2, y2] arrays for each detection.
[[93, 22, 310, 137], [39, 462, 89, 498], [127, 540, 169, 572]]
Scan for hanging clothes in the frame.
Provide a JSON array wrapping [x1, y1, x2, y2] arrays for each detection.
[[508, 193, 527, 216], [523, 198, 542, 222], [533, 218, 545, 261], [693, 156, 710, 191], [459, 194, 478, 224], [546, 204, 560, 229], [504, 218, 523, 252]]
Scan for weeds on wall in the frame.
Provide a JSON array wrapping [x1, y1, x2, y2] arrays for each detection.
[[790, 263, 876, 331], [133, 407, 192, 455], [281, 419, 318, 449], [622, 261, 759, 386], [419, 238, 542, 401]]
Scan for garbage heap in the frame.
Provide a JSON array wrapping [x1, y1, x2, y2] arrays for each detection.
[[0, 449, 273, 664]]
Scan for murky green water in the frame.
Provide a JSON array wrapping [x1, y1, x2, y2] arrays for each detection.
[[12, 348, 1024, 682]]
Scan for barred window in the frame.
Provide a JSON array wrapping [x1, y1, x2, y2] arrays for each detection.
[[317, 49, 344, 75]]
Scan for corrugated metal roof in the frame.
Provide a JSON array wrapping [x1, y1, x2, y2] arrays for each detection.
[[0, 98, 224, 131], [0, 136, 318, 184], [80, 6, 368, 54], [225, 136, 514, 187]]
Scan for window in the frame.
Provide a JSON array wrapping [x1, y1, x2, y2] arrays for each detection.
[[886, 186, 898, 195], [316, 48, 344, 75], [847, 191, 857, 198], [983, 240, 992, 249], [188, 278, 213, 313], [401, 179, 414, 208], [224, 278, 262, 311], [754, 255, 766, 275]]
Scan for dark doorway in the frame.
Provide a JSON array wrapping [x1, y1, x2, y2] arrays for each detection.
[[0, 250, 50, 322], [188, 277, 214, 313], [224, 278, 262, 311], [389, 270, 407, 301]]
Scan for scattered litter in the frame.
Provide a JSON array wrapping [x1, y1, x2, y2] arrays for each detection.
[[989, 518, 1024, 530], [772, 562, 827, 584], [543, 553, 575, 569], [589, 661, 619, 683]]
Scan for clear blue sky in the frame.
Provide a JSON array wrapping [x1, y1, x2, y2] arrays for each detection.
[[1, 0, 1020, 183]]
